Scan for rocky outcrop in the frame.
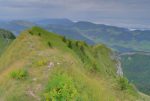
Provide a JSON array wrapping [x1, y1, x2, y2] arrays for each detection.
[[116, 59, 123, 76], [110, 52, 123, 76]]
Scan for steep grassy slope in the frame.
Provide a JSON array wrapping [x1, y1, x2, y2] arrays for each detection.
[[0, 27, 147, 101], [0, 29, 15, 55], [121, 53, 150, 95]]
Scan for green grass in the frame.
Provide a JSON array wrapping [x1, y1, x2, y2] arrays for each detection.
[[0, 26, 148, 101], [43, 73, 78, 101], [10, 69, 28, 80]]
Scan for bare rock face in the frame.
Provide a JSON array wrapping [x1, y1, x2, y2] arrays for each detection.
[[110, 52, 123, 76], [116, 60, 123, 76]]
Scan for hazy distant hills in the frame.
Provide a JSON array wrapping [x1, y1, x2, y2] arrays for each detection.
[[0, 19, 150, 52], [36, 18, 74, 26], [0, 20, 36, 35], [44, 20, 150, 52]]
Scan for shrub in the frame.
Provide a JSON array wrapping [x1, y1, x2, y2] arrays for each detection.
[[67, 40, 72, 49], [62, 36, 67, 43], [118, 77, 129, 90], [48, 41, 52, 48], [10, 69, 28, 80], [75, 41, 79, 47], [38, 33, 41, 36], [80, 45, 84, 53], [43, 74, 78, 101], [29, 31, 33, 35]]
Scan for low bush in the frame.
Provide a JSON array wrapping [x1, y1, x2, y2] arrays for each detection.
[[67, 40, 72, 49], [80, 45, 84, 53], [38, 33, 41, 36], [62, 36, 67, 43], [43, 73, 78, 101], [75, 41, 80, 47], [37, 59, 48, 66], [10, 69, 28, 80], [29, 31, 33, 35], [48, 41, 52, 48], [118, 77, 129, 90]]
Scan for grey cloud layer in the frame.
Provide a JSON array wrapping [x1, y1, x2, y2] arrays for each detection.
[[0, 0, 150, 27]]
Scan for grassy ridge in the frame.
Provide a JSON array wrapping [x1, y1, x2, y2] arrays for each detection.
[[0, 27, 147, 101]]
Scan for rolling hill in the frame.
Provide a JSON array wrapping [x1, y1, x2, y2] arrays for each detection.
[[0, 28, 15, 55], [0, 27, 148, 101]]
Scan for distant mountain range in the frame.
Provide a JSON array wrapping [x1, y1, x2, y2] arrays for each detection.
[[0, 20, 37, 35], [0, 19, 150, 52]]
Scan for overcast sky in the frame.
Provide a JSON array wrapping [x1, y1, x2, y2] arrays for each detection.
[[0, 0, 150, 28]]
